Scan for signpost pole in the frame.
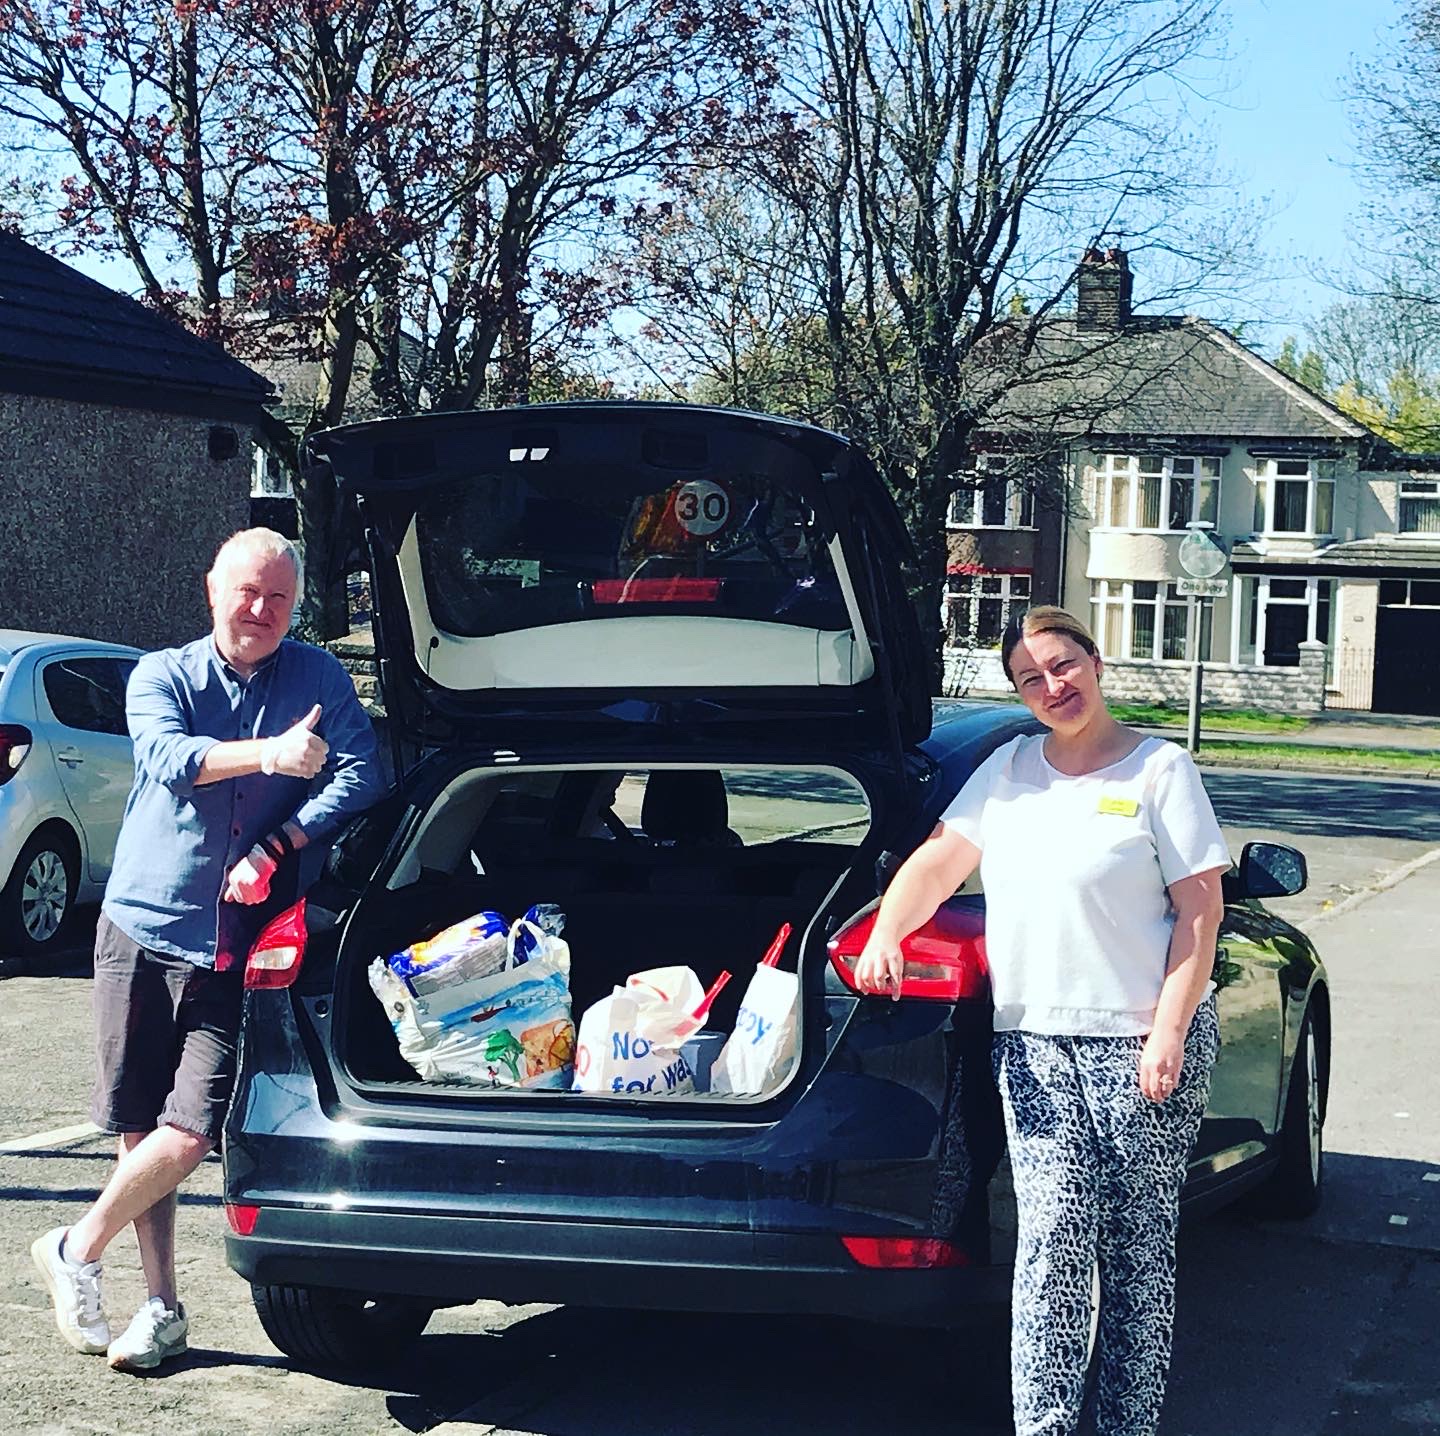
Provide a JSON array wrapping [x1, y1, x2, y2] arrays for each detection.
[[1187, 597, 1203, 756], [1177, 523, 1230, 759]]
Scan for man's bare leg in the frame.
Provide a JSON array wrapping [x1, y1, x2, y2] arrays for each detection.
[[65, 1125, 211, 1309]]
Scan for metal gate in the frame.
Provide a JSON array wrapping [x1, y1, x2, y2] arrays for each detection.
[[1330, 646, 1374, 710]]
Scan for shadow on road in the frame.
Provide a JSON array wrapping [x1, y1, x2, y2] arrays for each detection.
[[163, 1158, 1434, 1436], [1200, 771, 1440, 844]]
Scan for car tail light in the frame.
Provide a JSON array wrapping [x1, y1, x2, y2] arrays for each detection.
[[840, 1235, 971, 1269], [225, 1202, 260, 1236], [591, 577, 723, 604], [827, 903, 988, 1002], [244, 899, 307, 989], [0, 724, 33, 785]]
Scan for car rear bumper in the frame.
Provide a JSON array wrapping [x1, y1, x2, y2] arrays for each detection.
[[225, 1207, 1012, 1324]]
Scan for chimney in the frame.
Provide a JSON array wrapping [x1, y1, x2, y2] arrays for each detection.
[[1076, 247, 1132, 331]]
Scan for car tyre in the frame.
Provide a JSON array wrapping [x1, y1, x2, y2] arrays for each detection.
[[1257, 1006, 1325, 1219], [0, 829, 78, 956], [251, 1283, 434, 1369]]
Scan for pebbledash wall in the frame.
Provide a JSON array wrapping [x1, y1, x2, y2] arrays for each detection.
[[944, 639, 1329, 712], [0, 391, 252, 652]]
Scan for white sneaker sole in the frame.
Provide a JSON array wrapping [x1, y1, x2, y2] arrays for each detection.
[[108, 1336, 188, 1373], [29, 1233, 109, 1356]]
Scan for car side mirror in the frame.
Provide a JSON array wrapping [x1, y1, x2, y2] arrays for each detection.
[[1235, 841, 1307, 899]]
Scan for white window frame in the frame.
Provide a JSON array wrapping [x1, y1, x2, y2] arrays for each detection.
[[1094, 453, 1220, 533], [251, 448, 294, 499], [945, 572, 1031, 648], [1244, 575, 1333, 667], [1252, 458, 1335, 538], [1090, 579, 1209, 661], [947, 456, 1036, 530], [1397, 478, 1440, 538]]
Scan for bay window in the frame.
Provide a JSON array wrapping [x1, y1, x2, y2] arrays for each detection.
[[948, 456, 1035, 528], [1096, 454, 1219, 531], [1091, 579, 1212, 661], [946, 573, 1031, 647]]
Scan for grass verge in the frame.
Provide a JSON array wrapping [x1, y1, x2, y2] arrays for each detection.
[[1193, 741, 1438, 773], [1110, 703, 1310, 734]]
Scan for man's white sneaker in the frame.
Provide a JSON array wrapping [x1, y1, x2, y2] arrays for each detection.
[[30, 1226, 110, 1355], [107, 1296, 189, 1373]]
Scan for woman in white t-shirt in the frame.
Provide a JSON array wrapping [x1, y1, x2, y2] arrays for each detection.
[[854, 605, 1229, 1436]]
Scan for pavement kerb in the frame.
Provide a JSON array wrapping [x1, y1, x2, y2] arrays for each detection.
[[1297, 844, 1440, 933]]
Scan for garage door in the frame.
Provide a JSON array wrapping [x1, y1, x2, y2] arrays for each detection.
[[1373, 584, 1440, 715]]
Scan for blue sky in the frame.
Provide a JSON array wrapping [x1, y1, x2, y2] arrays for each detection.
[[62, 0, 1399, 358], [1208, 0, 1400, 342]]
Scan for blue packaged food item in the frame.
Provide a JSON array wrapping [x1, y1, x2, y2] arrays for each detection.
[[388, 910, 509, 997], [511, 904, 566, 964]]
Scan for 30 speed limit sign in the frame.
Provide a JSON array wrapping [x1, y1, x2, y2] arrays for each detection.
[[672, 479, 731, 536]]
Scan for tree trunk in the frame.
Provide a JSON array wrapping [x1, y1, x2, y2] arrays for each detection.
[[297, 294, 361, 640]]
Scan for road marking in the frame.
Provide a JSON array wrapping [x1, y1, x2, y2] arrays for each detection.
[[1300, 844, 1440, 931], [1389, 1215, 1411, 1227], [0, 1121, 101, 1154], [1424, 1173, 1440, 1183]]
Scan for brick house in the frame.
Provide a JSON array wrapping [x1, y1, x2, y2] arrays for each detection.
[[946, 250, 1440, 715], [0, 232, 274, 651]]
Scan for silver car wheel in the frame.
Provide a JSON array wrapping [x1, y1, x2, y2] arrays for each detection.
[[20, 848, 70, 943], [1304, 1024, 1322, 1184]]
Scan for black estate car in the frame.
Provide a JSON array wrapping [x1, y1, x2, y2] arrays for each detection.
[[222, 404, 1329, 1369]]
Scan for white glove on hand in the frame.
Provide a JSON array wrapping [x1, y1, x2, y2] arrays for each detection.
[[259, 703, 327, 778], [224, 845, 277, 905]]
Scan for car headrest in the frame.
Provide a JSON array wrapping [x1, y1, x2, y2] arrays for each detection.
[[641, 769, 734, 846]]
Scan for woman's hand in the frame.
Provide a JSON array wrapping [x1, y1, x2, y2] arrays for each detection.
[[1139, 1028, 1185, 1103], [852, 932, 906, 1002]]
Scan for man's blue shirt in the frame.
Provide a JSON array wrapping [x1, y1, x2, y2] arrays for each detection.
[[104, 635, 384, 966]]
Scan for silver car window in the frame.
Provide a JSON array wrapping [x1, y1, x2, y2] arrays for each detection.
[[42, 657, 130, 737]]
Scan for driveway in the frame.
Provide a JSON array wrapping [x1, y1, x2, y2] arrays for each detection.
[[1, 770, 1436, 1434]]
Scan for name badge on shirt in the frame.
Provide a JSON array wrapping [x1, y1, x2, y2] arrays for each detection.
[[1097, 795, 1140, 817]]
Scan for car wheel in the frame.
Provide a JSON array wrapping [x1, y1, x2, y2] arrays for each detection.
[[1258, 1007, 1324, 1219], [0, 830, 78, 956], [251, 1283, 433, 1368]]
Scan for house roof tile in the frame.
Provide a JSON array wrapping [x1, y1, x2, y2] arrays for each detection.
[[0, 231, 271, 408], [986, 316, 1370, 444]]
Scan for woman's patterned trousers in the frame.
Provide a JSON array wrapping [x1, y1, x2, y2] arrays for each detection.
[[993, 997, 1220, 1436]]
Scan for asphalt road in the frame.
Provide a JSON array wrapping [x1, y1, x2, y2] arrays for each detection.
[[1, 769, 1437, 1435]]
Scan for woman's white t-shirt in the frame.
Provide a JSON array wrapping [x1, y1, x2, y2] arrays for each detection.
[[939, 734, 1229, 1037]]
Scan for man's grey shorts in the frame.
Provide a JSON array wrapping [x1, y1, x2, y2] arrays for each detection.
[[90, 913, 244, 1144]]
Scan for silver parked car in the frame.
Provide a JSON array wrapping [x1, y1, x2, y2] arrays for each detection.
[[0, 631, 142, 955]]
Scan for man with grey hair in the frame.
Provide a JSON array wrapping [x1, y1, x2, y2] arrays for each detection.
[[31, 527, 383, 1371]]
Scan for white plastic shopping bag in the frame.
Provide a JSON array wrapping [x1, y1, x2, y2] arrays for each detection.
[[710, 962, 799, 1096], [572, 966, 714, 1096], [368, 915, 575, 1088]]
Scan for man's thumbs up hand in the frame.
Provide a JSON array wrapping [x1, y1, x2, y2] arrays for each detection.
[[260, 706, 328, 778]]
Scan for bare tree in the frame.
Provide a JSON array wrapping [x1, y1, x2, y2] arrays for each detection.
[[1348, 1, 1440, 312], [629, 0, 1252, 668], [0, 0, 782, 633]]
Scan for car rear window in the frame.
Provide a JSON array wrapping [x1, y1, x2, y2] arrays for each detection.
[[413, 468, 851, 638]]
